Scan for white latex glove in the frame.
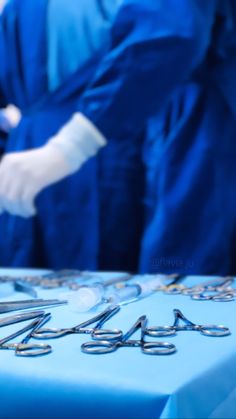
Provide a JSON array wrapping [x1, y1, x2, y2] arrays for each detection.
[[4, 105, 22, 129], [0, 113, 106, 217]]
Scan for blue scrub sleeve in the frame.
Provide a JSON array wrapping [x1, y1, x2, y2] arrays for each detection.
[[0, 22, 7, 108], [79, 0, 217, 139], [0, 107, 8, 153], [0, 87, 7, 108], [0, 29, 8, 151], [47, 0, 119, 91]]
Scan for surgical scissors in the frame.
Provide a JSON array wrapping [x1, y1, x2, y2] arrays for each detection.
[[0, 298, 67, 314], [81, 315, 176, 355], [0, 313, 52, 356], [32, 305, 123, 341], [145, 309, 231, 337]]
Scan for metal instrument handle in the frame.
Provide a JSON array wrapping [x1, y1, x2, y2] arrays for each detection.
[[145, 326, 176, 337], [92, 328, 123, 341], [212, 293, 235, 302], [142, 342, 177, 355], [199, 325, 231, 337], [32, 327, 73, 339], [15, 343, 52, 357], [81, 340, 118, 354]]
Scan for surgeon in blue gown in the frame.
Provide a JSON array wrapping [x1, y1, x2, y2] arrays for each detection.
[[139, 1, 236, 275], [0, 0, 144, 271], [0, 0, 236, 276]]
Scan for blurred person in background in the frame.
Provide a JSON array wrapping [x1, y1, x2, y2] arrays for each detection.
[[0, 0, 144, 271], [0, 0, 21, 148], [0, 0, 236, 276], [139, 1, 236, 275]]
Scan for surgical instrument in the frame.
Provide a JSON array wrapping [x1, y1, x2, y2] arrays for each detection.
[[70, 274, 178, 312], [81, 315, 177, 355], [0, 271, 83, 290], [155, 275, 236, 302], [0, 310, 45, 328], [145, 309, 231, 338], [155, 274, 187, 294], [15, 313, 52, 357], [180, 276, 234, 295], [191, 291, 236, 302], [0, 279, 37, 298], [0, 298, 67, 314], [0, 313, 52, 356], [33, 270, 92, 289], [32, 305, 122, 341], [13, 280, 37, 298], [0, 270, 132, 291], [178, 276, 236, 302]]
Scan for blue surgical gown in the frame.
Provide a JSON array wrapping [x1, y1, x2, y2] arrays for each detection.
[[77, 0, 236, 275], [0, 0, 144, 271]]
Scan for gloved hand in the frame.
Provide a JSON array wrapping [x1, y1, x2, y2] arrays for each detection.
[[0, 113, 106, 217]]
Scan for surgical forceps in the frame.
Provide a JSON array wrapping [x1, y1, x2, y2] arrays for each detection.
[[0, 313, 52, 356], [157, 274, 187, 294], [81, 315, 176, 355], [185, 276, 234, 292], [32, 305, 123, 341], [0, 298, 67, 314], [0, 310, 45, 329], [191, 291, 236, 302], [159, 276, 236, 302], [182, 277, 236, 302], [145, 309, 231, 337]]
